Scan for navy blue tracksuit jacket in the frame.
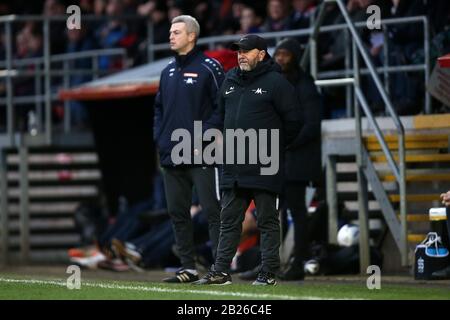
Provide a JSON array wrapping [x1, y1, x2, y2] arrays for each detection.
[[153, 47, 225, 166]]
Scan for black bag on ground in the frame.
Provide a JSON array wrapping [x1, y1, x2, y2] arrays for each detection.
[[414, 232, 449, 280]]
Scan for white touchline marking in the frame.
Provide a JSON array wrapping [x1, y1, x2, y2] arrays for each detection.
[[0, 277, 363, 300]]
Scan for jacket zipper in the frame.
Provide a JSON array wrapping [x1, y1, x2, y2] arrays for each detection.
[[170, 66, 181, 167], [233, 86, 245, 183]]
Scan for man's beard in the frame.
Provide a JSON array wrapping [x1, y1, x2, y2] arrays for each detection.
[[239, 59, 258, 71]]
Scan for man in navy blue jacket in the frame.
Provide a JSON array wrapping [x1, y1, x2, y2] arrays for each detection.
[[153, 15, 224, 283]]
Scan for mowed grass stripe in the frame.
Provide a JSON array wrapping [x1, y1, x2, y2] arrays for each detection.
[[0, 278, 325, 300], [1, 276, 449, 300]]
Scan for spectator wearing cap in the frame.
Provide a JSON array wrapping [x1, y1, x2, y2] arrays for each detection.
[[194, 34, 301, 286], [274, 38, 322, 281]]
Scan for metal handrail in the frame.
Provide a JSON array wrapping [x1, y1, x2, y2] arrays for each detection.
[[0, 48, 126, 68], [318, 64, 426, 79], [315, 78, 355, 87], [0, 14, 149, 146], [301, 1, 328, 77], [147, 15, 429, 53], [0, 69, 121, 78], [0, 48, 126, 140], [312, 0, 408, 272], [0, 8, 427, 265], [146, 14, 430, 113], [0, 14, 148, 22], [334, 0, 406, 175], [342, 0, 408, 265]]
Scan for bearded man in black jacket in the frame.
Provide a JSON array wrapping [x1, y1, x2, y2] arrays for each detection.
[[194, 34, 301, 286]]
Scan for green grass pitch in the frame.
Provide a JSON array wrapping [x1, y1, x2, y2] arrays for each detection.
[[0, 274, 449, 300]]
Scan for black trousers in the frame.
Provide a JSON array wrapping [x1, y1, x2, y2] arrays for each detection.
[[161, 166, 221, 269], [284, 181, 309, 266], [215, 187, 280, 274]]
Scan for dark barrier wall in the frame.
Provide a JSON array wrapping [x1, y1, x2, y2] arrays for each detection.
[[86, 95, 156, 215]]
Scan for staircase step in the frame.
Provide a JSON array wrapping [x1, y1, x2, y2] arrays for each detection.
[[397, 214, 430, 222], [7, 186, 98, 199], [344, 201, 381, 211], [370, 153, 450, 163], [389, 194, 440, 203], [343, 213, 430, 222], [8, 234, 81, 248], [364, 134, 448, 143], [8, 202, 79, 215], [337, 181, 397, 192], [334, 192, 376, 201], [342, 210, 384, 220], [7, 249, 70, 263], [7, 170, 101, 182], [337, 162, 389, 173], [365, 141, 448, 151], [381, 171, 450, 182], [9, 218, 75, 232], [414, 114, 450, 129], [7, 153, 98, 165], [407, 233, 426, 243]]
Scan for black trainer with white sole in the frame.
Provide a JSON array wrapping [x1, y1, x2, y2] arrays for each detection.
[[252, 271, 277, 286], [192, 270, 232, 285], [163, 270, 199, 283]]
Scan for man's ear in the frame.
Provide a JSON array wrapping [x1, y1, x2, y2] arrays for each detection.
[[259, 50, 266, 62], [188, 32, 196, 43]]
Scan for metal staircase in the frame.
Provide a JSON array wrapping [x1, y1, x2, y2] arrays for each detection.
[[306, 0, 417, 271], [323, 115, 450, 272], [1, 145, 101, 264]]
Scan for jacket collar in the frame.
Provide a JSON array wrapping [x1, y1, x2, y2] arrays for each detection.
[[175, 47, 200, 68], [229, 58, 278, 84]]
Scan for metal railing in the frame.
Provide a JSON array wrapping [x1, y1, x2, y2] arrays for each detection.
[[0, 13, 430, 145], [0, 14, 153, 147], [310, 0, 409, 269], [1, 48, 126, 136], [0, 8, 429, 265], [148, 15, 430, 116], [0, 15, 133, 264]]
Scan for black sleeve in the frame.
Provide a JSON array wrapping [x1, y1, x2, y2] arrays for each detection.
[[153, 74, 164, 144], [289, 74, 323, 149], [204, 81, 226, 132], [272, 76, 302, 145]]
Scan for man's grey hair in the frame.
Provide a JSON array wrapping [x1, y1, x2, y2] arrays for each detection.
[[171, 15, 200, 40]]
